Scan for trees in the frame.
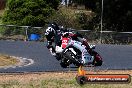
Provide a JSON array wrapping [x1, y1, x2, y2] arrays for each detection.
[[69, 0, 101, 31], [71, 0, 132, 32], [2, 0, 60, 26], [72, 0, 98, 11], [2, 0, 132, 32], [103, 0, 132, 32]]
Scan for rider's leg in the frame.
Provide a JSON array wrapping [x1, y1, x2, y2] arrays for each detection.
[[47, 41, 56, 56]]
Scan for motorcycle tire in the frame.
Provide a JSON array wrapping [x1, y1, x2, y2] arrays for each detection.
[[94, 60, 102, 66], [55, 53, 61, 61], [73, 62, 82, 67], [60, 61, 69, 68], [60, 53, 71, 68], [91, 51, 103, 66], [65, 51, 81, 67]]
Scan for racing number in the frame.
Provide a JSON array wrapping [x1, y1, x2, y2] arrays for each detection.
[[62, 40, 68, 45], [62, 38, 69, 48]]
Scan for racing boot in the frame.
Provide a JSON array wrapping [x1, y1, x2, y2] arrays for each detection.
[[49, 47, 56, 56]]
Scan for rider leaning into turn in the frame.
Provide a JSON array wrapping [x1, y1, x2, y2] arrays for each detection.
[[45, 22, 62, 55], [45, 22, 91, 55]]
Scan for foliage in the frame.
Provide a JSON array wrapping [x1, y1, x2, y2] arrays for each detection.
[[2, 0, 58, 26], [69, 0, 101, 31], [103, 0, 132, 32], [72, 0, 99, 11], [47, 7, 80, 29], [71, 0, 132, 32], [44, 0, 60, 10], [75, 11, 96, 30], [47, 7, 95, 30], [1, 0, 59, 35]]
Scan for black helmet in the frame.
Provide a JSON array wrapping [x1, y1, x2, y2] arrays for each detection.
[[49, 22, 59, 31]]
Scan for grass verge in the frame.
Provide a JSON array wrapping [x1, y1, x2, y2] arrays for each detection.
[[0, 54, 19, 67], [0, 71, 131, 88]]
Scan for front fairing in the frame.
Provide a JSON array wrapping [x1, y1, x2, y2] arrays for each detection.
[[82, 49, 94, 65]]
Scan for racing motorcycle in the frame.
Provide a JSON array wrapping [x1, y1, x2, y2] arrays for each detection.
[[54, 32, 103, 68]]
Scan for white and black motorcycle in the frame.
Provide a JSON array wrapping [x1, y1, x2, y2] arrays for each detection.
[[55, 32, 103, 68]]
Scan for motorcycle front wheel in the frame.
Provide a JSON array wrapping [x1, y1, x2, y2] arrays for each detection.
[[60, 59, 70, 68], [60, 52, 71, 68], [65, 51, 82, 67]]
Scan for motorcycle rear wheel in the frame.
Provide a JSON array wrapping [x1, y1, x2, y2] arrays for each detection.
[[94, 60, 102, 66], [90, 51, 103, 66]]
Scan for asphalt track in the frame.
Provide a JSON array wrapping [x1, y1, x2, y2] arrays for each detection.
[[0, 40, 132, 72]]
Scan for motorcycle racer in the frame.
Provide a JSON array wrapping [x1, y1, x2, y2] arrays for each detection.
[[45, 22, 65, 55], [45, 23, 102, 67], [45, 22, 90, 55], [45, 22, 59, 55]]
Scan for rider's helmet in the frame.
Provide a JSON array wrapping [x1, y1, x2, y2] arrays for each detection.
[[50, 22, 60, 31]]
